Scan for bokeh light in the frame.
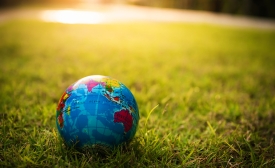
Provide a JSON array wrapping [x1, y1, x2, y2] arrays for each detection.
[[41, 9, 103, 24]]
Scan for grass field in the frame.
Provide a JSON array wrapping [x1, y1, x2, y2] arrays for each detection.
[[1, 19, 275, 167]]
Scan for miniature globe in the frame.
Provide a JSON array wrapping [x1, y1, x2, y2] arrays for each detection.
[[56, 75, 139, 151]]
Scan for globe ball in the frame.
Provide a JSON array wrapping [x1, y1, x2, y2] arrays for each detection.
[[56, 75, 139, 151]]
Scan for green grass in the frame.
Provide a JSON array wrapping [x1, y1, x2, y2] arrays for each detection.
[[1, 19, 275, 167]]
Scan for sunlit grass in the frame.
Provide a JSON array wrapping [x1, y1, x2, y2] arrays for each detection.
[[1, 20, 275, 167]]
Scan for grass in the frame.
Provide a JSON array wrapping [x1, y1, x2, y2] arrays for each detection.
[[0, 19, 275, 167]]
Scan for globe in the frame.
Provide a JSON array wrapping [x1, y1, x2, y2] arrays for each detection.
[[56, 75, 139, 151]]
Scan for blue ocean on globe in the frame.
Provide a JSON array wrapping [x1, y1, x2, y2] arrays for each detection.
[[56, 75, 139, 150]]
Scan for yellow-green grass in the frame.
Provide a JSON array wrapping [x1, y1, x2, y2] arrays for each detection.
[[1, 20, 275, 167]]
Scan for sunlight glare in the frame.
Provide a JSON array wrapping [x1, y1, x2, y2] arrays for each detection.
[[40, 10, 103, 24]]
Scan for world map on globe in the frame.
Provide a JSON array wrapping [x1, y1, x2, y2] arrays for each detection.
[[56, 75, 139, 150]]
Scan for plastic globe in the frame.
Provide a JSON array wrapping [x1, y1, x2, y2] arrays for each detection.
[[56, 75, 139, 151]]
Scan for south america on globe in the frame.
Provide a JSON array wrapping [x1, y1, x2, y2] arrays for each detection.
[[56, 75, 139, 151]]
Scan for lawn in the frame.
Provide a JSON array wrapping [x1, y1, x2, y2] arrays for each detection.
[[1, 19, 275, 167]]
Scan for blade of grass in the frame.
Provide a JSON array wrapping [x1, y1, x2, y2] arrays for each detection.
[[207, 121, 216, 136], [181, 149, 194, 165], [223, 141, 240, 156], [145, 104, 159, 128]]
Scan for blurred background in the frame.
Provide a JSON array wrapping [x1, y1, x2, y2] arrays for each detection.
[[1, 0, 275, 19], [1, 0, 275, 167]]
